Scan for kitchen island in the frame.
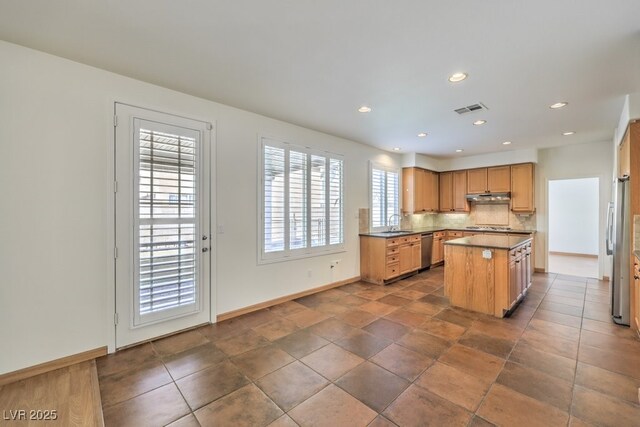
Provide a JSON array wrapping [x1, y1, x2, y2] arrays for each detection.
[[444, 235, 533, 317]]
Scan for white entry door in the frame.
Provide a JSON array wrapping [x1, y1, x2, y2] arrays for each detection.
[[114, 103, 212, 348]]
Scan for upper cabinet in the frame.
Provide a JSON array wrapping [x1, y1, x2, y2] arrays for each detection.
[[402, 167, 438, 214], [467, 168, 488, 194], [467, 166, 511, 193], [511, 163, 535, 213], [619, 129, 630, 178], [453, 170, 470, 212], [439, 172, 453, 212], [423, 170, 439, 212], [439, 171, 468, 212], [403, 163, 533, 214], [488, 166, 511, 192]]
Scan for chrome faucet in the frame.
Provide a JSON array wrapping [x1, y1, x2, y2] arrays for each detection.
[[387, 213, 401, 231]]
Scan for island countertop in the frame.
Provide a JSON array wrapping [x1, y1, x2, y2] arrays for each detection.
[[444, 234, 532, 250]]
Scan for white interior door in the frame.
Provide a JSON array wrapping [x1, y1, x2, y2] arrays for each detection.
[[114, 103, 212, 348]]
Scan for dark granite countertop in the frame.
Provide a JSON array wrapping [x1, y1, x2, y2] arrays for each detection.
[[359, 227, 536, 238], [443, 235, 532, 250]]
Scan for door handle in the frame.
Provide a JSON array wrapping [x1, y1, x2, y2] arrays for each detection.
[[202, 247, 209, 253]]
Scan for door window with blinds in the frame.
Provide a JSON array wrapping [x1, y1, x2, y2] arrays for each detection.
[[133, 120, 202, 325], [260, 137, 344, 261], [114, 103, 211, 349], [370, 163, 400, 231]]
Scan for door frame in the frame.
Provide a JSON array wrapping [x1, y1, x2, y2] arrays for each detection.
[[543, 174, 606, 280], [106, 100, 217, 353]]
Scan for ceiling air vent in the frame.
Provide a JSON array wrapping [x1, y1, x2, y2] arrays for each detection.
[[454, 103, 488, 115]]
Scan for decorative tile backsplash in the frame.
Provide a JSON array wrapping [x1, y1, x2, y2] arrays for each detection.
[[359, 203, 536, 232]]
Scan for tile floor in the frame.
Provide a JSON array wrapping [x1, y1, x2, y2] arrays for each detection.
[[96, 267, 640, 427], [548, 253, 599, 279]]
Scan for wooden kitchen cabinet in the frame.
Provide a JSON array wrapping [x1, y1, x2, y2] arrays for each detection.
[[467, 168, 488, 194], [423, 170, 439, 212], [432, 232, 445, 264], [453, 171, 470, 212], [488, 166, 511, 192], [634, 262, 640, 332], [619, 129, 630, 178], [439, 172, 453, 212], [403, 167, 439, 213], [402, 167, 424, 213], [467, 166, 510, 193], [445, 237, 532, 317], [360, 234, 421, 284], [511, 163, 535, 213]]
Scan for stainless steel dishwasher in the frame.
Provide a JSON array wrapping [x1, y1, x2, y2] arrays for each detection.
[[421, 233, 433, 270]]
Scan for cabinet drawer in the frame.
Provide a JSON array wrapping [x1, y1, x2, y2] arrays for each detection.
[[387, 246, 400, 255], [387, 254, 400, 264], [400, 236, 412, 244], [410, 235, 421, 243], [386, 263, 400, 279], [447, 231, 463, 238], [434, 231, 445, 238], [386, 238, 399, 246]]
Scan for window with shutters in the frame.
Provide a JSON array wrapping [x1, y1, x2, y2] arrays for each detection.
[[260, 137, 344, 262], [370, 163, 400, 231]]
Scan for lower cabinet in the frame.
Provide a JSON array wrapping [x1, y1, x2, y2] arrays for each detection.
[[507, 242, 532, 310], [634, 261, 640, 333], [432, 232, 445, 264], [360, 234, 421, 284]]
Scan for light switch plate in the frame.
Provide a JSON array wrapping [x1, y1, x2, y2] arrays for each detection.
[[482, 249, 492, 259]]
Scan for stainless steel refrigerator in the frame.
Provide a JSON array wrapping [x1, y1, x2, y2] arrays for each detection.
[[606, 176, 630, 325]]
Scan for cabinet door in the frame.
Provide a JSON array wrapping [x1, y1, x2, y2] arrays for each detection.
[[402, 168, 423, 214], [467, 168, 488, 193], [439, 172, 453, 212], [511, 163, 535, 212], [414, 168, 425, 212], [411, 242, 422, 270], [634, 264, 640, 331], [619, 130, 630, 178], [515, 256, 523, 300], [488, 166, 511, 192], [423, 170, 439, 212], [509, 260, 518, 308], [453, 170, 469, 212], [432, 237, 443, 263], [398, 243, 413, 274]]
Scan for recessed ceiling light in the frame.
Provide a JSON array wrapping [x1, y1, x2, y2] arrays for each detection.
[[473, 120, 486, 126], [550, 102, 568, 109], [392, 147, 401, 151], [456, 149, 464, 153], [448, 72, 468, 83], [358, 106, 372, 113], [562, 131, 575, 136], [502, 141, 512, 145], [417, 132, 427, 138]]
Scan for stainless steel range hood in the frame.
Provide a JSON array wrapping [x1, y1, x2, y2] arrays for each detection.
[[466, 192, 511, 204]]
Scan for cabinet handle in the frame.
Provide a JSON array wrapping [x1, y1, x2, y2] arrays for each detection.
[[515, 260, 520, 263], [635, 276, 639, 280]]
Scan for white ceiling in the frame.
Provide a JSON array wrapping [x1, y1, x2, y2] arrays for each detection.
[[1, 1, 639, 157]]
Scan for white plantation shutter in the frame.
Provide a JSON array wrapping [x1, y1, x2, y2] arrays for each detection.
[[264, 146, 286, 252], [310, 155, 326, 247], [289, 151, 307, 250], [261, 138, 344, 261], [135, 124, 200, 322], [370, 165, 399, 230], [329, 158, 343, 245]]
